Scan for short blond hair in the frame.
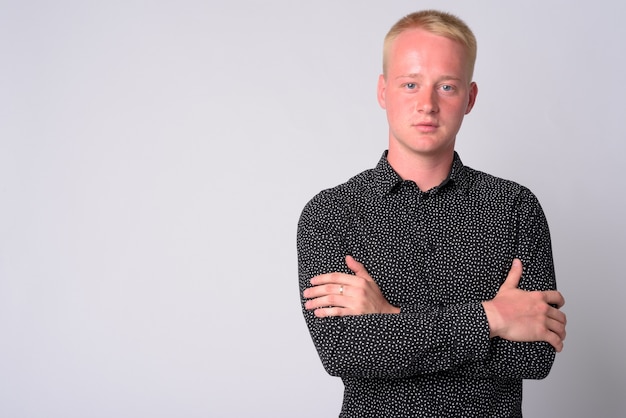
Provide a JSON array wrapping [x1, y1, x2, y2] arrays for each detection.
[[383, 10, 477, 80]]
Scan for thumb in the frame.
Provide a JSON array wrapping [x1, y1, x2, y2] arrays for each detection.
[[345, 255, 371, 279], [501, 258, 523, 289]]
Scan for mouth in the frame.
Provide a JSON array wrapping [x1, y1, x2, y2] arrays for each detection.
[[413, 121, 439, 133]]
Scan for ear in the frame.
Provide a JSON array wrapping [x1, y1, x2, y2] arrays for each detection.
[[465, 82, 478, 114], [377, 74, 387, 109]]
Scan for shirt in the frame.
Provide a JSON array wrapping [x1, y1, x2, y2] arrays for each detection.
[[297, 151, 557, 417]]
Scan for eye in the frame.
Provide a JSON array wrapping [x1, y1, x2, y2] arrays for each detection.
[[440, 84, 455, 93], [404, 83, 417, 90]]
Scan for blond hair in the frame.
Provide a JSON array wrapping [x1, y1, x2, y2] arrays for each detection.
[[383, 10, 477, 79]]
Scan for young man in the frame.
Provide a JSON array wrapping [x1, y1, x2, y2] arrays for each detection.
[[298, 10, 566, 417]]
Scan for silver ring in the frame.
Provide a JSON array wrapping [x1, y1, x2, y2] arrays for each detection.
[[339, 285, 344, 295]]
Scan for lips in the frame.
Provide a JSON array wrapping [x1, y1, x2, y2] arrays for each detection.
[[413, 121, 439, 132]]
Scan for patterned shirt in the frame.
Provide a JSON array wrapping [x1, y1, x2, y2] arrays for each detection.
[[297, 151, 557, 417]]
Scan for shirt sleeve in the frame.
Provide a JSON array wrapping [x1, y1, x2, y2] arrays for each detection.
[[483, 187, 558, 380], [297, 191, 492, 379]]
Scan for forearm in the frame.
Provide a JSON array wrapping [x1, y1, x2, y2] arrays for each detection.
[[302, 301, 491, 379], [481, 189, 560, 379]]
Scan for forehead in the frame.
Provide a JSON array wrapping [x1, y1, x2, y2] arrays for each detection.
[[388, 28, 468, 59], [386, 28, 471, 78]]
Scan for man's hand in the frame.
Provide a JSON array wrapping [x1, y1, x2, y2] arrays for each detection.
[[482, 259, 567, 352], [303, 255, 401, 317]]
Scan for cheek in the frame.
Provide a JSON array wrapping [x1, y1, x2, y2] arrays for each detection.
[[442, 100, 469, 119], [386, 96, 412, 115]]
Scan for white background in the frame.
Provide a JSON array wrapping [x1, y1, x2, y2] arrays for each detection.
[[1, 1, 624, 417]]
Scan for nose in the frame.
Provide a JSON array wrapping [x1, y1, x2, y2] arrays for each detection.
[[416, 88, 438, 113]]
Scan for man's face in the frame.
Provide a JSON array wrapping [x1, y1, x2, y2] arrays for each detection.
[[378, 28, 477, 160]]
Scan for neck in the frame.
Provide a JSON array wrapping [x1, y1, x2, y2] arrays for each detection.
[[387, 148, 454, 191]]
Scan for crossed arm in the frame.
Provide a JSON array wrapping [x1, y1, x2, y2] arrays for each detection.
[[303, 255, 567, 352], [299, 186, 567, 379]]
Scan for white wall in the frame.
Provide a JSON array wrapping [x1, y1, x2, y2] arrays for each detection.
[[1, 1, 624, 417]]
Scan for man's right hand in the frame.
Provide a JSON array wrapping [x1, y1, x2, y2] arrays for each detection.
[[482, 259, 567, 352]]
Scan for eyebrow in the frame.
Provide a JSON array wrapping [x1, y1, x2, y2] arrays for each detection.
[[395, 73, 421, 80], [395, 73, 463, 82]]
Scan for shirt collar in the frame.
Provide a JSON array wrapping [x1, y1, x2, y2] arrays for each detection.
[[373, 150, 469, 196]]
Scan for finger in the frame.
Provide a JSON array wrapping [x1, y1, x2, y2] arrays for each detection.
[[545, 317, 567, 341], [345, 255, 372, 280], [546, 305, 567, 325], [501, 258, 523, 289], [543, 330, 564, 353], [303, 283, 344, 299], [305, 295, 346, 311], [310, 272, 352, 286], [543, 290, 565, 309], [313, 306, 349, 318]]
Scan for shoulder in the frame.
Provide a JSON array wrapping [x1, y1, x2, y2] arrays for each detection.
[[462, 165, 538, 205], [299, 168, 376, 225]]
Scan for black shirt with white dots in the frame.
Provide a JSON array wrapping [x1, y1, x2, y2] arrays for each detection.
[[297, 151, 557, 417]]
